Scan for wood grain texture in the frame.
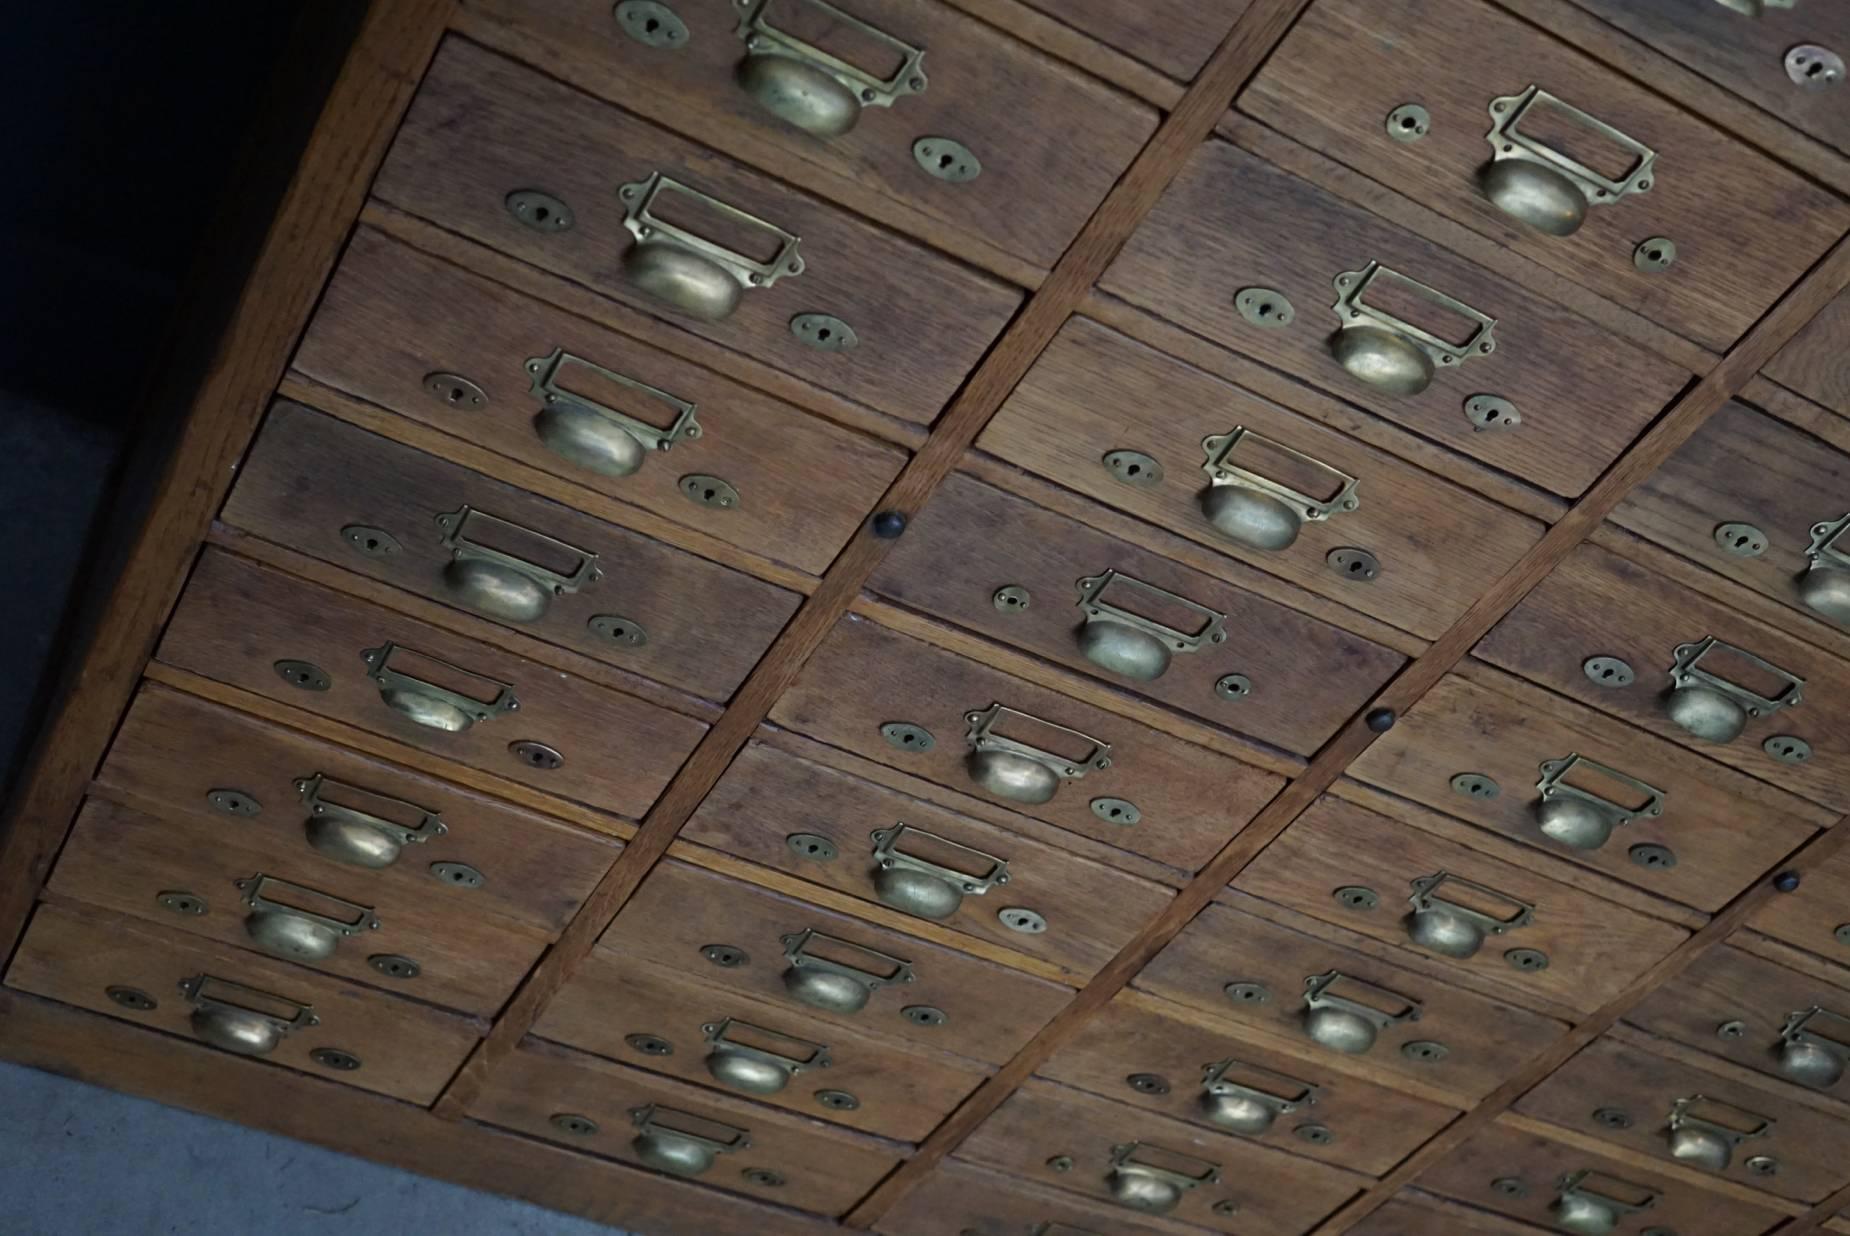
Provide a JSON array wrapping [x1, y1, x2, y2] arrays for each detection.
[[531, 953, 990, 1142], [1346, 665, 1830, 912], [1766, 285, 1850, 420], [1474, 540, 1850, 815], [0, 989, 841, 1236], [872, 1157, 1203, 1236], [1516, 1034, 1850, 1204], [954, 1078, 1367, 1235], [1011, 0, 1253, 82], [936, 0, 1184, 108], [1560, 0, 1850, 156], [155, 549, 709, 820], [372, 38, 1022, 427], [224, 401, 802, 701], [48, 797, 550, 1017], [1233, 793, 1690, 1015], [977, 315, 1547, 641], [468, 1037, 906, 1217], [0, 0, 456, 964], [1038, 990, 1460, 1176], [1099, 136, 1692, 497], [680, 737, 1176, 980], [1409, 1117, 1789, 1235], [603, 860, 1073, 1064], [94, 684, 619, 933], [1240, 0, 1850, 351], [1346, 1192, 1555, 1236], [867, 470, 1407, 756], [769, 613, 1284, 870], [458, 0, 1160, 273], [5, 900, 482, 1106], [292, 227, 909, 576], [1747, 840, 1850, 968]]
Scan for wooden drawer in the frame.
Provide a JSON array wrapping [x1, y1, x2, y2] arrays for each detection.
[[1626, 944, 1850, 1098], [1016, 0, 1251, 82], [459, 0, 1159, 273], [977, 317, 1544, 641], [1748, 844, 1850, 966], [1234, 794, 1689, 1015], [1517, 1034, 1850, 1204], [373, 39, 1021, 428], [601, 860, 1071, 1064], [954, 1079, 1367, 1235], [1038, 991, 1459, 1177], [1134, 898, 1567, 1103], [681, 738, 1173, 980], [470, 1038, 903, 1216], [293, 228, 907, 577], [224, 402, 801, 702], [1348, 1193, 1551, 1236], [1347, 669, 1829, 912], [1614, 400, 1850, 642], [1766, 285, 1850, 418], [1238, 0, 1850, 351], [1566, 0, 1850, 156], [1475, 541, 1850, 814], [875, 1158, 1199, 1236], [1100, 137, 1689, 499], [1414, 1118, 1786, 1235], [93, 686, 618, 935], [768, 613, 1286, 873], [156, 549, 710, 821], [867, 472, 1406, 757], [534, 950, 988, 1140], [4, 901, 480, 1105], [47, 798, 548, 1017]]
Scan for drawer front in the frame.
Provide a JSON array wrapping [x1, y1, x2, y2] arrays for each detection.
[[534, 951, 988, 1140], [1748, 845, 1850, 965], [1101, 138, 1689, 498], [681, 739, 1173, 980], [373, 39, 1021, 428], [1517, 1035, 1850, 1204], [1567, 0, 1850, 156], [1349, 1195, 1548, 1236], [225, 403, 800, 702], [294, 228, 907, 577], [1615, 400, 1850, 641], [955, 1080, 1366, 1235], [1039, 992, 1459, 1176], [1234, 794, 1690, 1014], [874, 1159, 1191, 1236], [156, 549, 710, 821], [977, 317, 1545, 641], [471, 1038, 903, 1216], [602, 860, 1072, 1064], [1626, 945, 1850, 1097], [48, 798, 549, 1016], [1239, 0, 1850, 351], [867, 472, 1407, 756], [1766, 286, 1850, 418], [1475, 541, 1850, 814], [4, 902, 480, 1105], [1134, 900, 1567, 1102], [1017, 0, 1252, 82], [768, 614, 1286, 873], [94, 686, 618, 933], [1348, 671, 1827, 912], [462, 0, 1158, 272], [1415, 1119, 1787, 1236]]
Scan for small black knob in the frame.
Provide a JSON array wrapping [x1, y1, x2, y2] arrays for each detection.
[[1774, 870, 1802, 893], [870, 510, 908, 539], [1365, 707, 1396, 733]]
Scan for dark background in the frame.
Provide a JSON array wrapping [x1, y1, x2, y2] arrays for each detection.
[[0, 3, 363, 797]]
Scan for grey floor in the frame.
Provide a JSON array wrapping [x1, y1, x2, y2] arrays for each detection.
[[0, 1060, 636, 1235]]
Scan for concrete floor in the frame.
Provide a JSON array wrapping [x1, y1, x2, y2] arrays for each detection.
[[0, 1060, 636, 1235]]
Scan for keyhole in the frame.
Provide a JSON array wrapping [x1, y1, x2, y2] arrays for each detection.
[[532, 206, 550, 222], [1124, 463, 1141, 477], [817, 328, 831, 341], [644, 16, 659, 32]]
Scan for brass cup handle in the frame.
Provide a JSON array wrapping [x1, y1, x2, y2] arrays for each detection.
[[1779, 1007, 1850, 1090], [1301, 970, 1421, 1055], [1665, 1096, 1773, 1173], [1662, 637, 1803, 745], [628, 1103, 750, 1178], [434, 505, 600, 625], [1800, 514, 1850, 625], [181, 974, 319, 1057], [618, 173, 802, 322], [1072, 570, 1225, 683], [1328, 263, 1497, 398], [525, 346, 701, 480], [236, 874, 379, 963], [1404, 871, 1533, 960], [701, 1018, 829, 1096], [1479, 86, 1656, 237], [733, 0, 926, 138], [1532, 754, 1666, 852], [295, 773, 446, 870], [1104, 1141, 1220, 1216], [1551, 1170, 1660, 1236], [1198, 427, 1360, 553], [360, 643, 520, 734], [1198, 1058, 1319, 1135], [963, 703, 1111, 807], [779, 928, 914, 1015], [869, 824, 1008, 921]]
